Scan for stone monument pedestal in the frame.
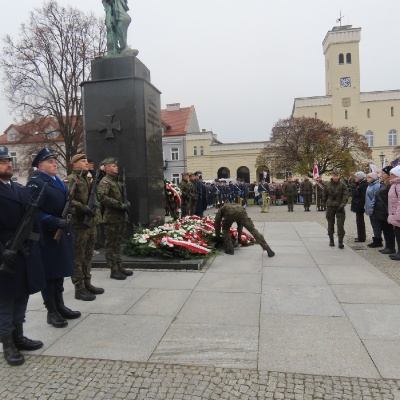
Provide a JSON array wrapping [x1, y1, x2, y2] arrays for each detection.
[[82, 54, 164, 227]]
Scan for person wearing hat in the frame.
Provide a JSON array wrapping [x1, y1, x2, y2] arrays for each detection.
[[97, 157, 133, 280], [214, 202, 275, 256], [27, 148, 80, 328], [65, 154, 104, 301], [0, 146, 45, 365], [373, 166, 395, 255], [350, 171, 368, 242], [179, 172, 194, 217], [323, 170, 348, 248], [365, 172, 383, 248], [314, 176, 326, 211], [387, 166, 400, 260], [300, 175, 313, 212], [282, 177, 297, 212]]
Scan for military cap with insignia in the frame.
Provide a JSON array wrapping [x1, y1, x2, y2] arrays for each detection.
[[32, 148, 56, 168], [100, 157, 118, 166], [0, 145, 12, 160], [331, 169, 340, 176], [70, 153, 87, 165], [181, 171, 189, 176]]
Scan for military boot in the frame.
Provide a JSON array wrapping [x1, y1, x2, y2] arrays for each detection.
[[119, 267, 133, 276], [367, 237, 383, 248], [265, 247, 275, 257], [110, 269, 126, 280], [1, 335, 24, 366], [328, 234, 335, 247], [389, 252, 400, 260], [75, 288, 96, 301], [43, 299, 68, 328], [12, 323, 43, 351], [224, 249, 234, 255], [338, 237, 344, 249], [84, 280, 105, 295], [55, 292, 81, 318]]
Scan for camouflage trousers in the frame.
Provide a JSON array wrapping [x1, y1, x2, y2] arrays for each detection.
[[181, 202, 190, 218], [190, 201, 196, 216], [222, 215, 272, 252], [104, 222, 126, 272], [326, 206, 346, 238], [71, 225, 96, 290], [303, 194, 312, 209], [286, 195, 295, 210]]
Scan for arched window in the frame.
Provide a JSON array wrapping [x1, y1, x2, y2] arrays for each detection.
[[365, 130, 374, 147], [218, 167, 230, 179], [346, 53, 352, 64], [200, 146, 204, 155], [193, 146, 197, 156], [389, 129, 397, 146], [236, 166, 250, 183], [338, 53, 344, 64]]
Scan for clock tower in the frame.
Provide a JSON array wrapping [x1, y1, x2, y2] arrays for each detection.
[[323, 25, 361, 96]]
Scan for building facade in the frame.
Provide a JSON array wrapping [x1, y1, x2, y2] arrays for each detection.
[[292, 25, 400, 168]]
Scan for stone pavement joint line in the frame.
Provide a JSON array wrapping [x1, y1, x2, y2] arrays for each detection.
[[0, 356, 400, 400]]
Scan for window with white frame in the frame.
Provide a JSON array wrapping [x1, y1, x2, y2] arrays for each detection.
[[389, 129, 397, 146], [171, 147, 179, 161], [365, 130, 374, 147], [171, 173, 180, 184], [10, 151, 17, 169]]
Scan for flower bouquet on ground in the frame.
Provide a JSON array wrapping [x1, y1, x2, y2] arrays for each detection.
[[125, 215, 255, 259]]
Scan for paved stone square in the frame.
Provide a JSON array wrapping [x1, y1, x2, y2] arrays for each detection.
[[1, 204, 400, 399]]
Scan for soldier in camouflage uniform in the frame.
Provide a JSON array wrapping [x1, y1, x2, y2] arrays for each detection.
[[214, 203, 275, 256], [323, 170, 349, 249], [65, 154, 104, 301], [97, 158, 133, 280], [179, 172, 193, 217], [314, 176, 326, 211], [300, 175, 313, 211], [282, 177, 297, 212]]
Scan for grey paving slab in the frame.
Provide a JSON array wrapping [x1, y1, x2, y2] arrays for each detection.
[[293, 224, 328, 238], [332, 284, 400, 304], [207, 254, 263, 274], [319, 264, 397, 286], [42, 314, 173, 361], [127, 289, 191, 316], [150, 322, 258, 369], [26, 292, 46, 311], [267, 240, 304, 247], [263, 253, 317, 268], [343, 303, 400, 340], [303, 237, 333, 251], [258, 314, 380, 378], [261, 285, 344, 317], [266, 245, 309, 254], [177, 291, 260, 326], [194, 272, 261, 293], [262, 267, 328, 286], [363, 339, 400, 379], [312, 249, 373, 265], [19, 311, 89, 355], [125, 271, 202, 289]]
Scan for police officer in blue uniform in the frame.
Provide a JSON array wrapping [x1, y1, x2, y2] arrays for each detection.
[[27, 148, 80, 328], [0, 146, 45, 366]]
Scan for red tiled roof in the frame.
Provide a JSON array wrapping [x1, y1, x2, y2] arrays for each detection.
[[161, 106, 193, 137]]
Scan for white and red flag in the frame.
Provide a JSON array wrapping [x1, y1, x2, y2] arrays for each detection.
[[313, 162, 319, 179]]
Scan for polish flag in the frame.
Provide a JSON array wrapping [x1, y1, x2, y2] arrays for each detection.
[[313, 163, 319, 179]]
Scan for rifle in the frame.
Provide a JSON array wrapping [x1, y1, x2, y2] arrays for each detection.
[[122, 168, 130, 224], [53, 174, 81, 242], [0, 183, 46, 274], [83, 169, 101, 227]]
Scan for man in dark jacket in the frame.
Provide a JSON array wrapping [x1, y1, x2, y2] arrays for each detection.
[[214, 202, 275, 256], [300, 175, 313, 211], [282, 177, 297, 212], [27, 148, 80, 328], [351, 171, 368, 242], [0, 146, 45, 365]]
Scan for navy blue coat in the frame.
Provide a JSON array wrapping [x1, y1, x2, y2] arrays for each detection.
[[27, 172, 74, 279], [0, 182, 45, 298]]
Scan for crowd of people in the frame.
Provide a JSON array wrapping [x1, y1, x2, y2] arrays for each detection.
[[0, 146, 134, 366]]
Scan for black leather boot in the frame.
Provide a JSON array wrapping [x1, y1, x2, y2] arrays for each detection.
[[389, 252, 400, 260], [85, 280, 105, 295], [1, 335, 24, 366], [55, 292, 81, 318], [75, 288, 96, 301], [338, 238, 344, 249], [44, 299, 68, 328], [119, 268, 133, 276], [329, 234, 335, 247], [110, 270, 126, 280], [12, 323, 43, 351], [367, 237, 383, 248], [265, 247, 275, 257], [224, 249, 234, 255]]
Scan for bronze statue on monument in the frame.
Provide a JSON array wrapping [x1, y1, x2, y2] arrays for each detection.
[[102, 0, 138, 55]]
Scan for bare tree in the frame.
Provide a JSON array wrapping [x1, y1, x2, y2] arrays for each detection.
[[1, 0, 107, 173], [256, 117, 372, 177]]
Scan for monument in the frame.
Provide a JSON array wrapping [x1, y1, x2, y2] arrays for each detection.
[[82, 1, 165, 227]]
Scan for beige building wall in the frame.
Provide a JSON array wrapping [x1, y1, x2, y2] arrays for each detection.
[[293, 25, 400, 168], [186, 131, 268, 182]]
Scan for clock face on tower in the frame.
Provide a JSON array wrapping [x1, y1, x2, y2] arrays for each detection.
[[340, 77, 351, 88]]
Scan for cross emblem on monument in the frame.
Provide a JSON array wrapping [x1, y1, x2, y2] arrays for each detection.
[[98, 115, 121, 139]]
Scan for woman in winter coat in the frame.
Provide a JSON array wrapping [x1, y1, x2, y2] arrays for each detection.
[[351, 171, 368, 242], [365, 172, 383, 248], [373, 166, 395, 254], [387, 166, 400, 259]]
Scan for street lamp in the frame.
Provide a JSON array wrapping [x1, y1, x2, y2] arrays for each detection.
[[379, 151, 386, 167]]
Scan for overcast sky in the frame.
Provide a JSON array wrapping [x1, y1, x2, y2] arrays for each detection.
[[1, 0, 399, 143]]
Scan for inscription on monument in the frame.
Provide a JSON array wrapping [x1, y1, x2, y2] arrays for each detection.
[[146, 98, 161, 130]]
